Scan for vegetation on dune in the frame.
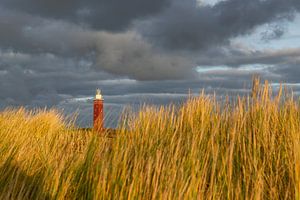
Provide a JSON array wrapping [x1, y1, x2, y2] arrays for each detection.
[[1, 78, 300, 199]]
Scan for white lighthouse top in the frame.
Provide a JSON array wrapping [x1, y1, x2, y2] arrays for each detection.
[[95, 88, 103, 100]]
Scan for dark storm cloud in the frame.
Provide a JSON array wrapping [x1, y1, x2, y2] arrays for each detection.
[[0, 8, 97, 56], [0, 8, 196, 80], [1, 0, 171, 31], [2, 0, 300, 53], [2, 0, 300, 81], [137, 0, 300, 50]]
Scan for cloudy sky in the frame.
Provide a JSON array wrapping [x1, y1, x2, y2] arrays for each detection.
[[1, 0, 300, 127]]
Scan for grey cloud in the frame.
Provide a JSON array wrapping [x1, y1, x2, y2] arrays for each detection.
[[271, 62, 300, 82], [1, 0, 171, 31], [0, 50, 113, 107], [195, 46, 300, 67], [137, 0, 300, 50], [0, 8, 197, 80], [95, 31, 196, 80], [0, 9, 97, 56], [2, 0, 300, 82]]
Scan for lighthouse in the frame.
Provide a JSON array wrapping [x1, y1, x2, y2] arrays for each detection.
[[94, 89, 104, 132]]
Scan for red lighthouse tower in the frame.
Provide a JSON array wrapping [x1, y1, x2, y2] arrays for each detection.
[[93, 89, 104, 132]]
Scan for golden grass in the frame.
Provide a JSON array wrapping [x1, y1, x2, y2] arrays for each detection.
[[0, 78, 300, 199]]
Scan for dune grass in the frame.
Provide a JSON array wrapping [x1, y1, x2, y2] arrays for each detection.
[[0, 78, 300, 199]]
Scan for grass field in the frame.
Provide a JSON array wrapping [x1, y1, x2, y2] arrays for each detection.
[[1, 78, 300, 199]]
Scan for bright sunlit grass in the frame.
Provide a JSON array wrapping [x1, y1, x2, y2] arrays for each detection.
[[0, 78, 300, 199]]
